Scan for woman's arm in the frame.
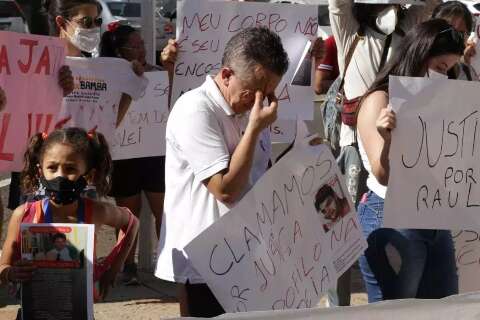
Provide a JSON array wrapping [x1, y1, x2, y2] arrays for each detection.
[[357, 90, 396, 186], [116, 93, 132, 127], [92, 202, 139, 299]]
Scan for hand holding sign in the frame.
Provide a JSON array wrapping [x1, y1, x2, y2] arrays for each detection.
[[58, 65, 74, 97], [376, 108, 396, 141], [161, 39, 178, 73], [248, 91, 278, 134], [464, 40, 476, 66]]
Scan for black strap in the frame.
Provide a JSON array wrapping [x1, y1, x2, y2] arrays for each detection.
[[379, 33, 393, 71], [461, 63, 473, 81], [337, 27, 364, 93]]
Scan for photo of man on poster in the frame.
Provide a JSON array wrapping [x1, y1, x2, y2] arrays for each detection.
[[314, 178, 351, 232]]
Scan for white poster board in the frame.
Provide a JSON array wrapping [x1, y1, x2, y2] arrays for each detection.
[[61, 57, 148, 147], [453, 229, 480, 293], [111, 71, 169, 160], [384, 76, 480, 229], [174, 0, 317, 120], [185, 142, 367, 313]]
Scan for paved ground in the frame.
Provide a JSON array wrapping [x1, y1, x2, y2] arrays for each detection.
[[0, 167, 368, 319]]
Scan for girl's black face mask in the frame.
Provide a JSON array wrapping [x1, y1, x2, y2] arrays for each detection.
[[40, 176, 87, 205]]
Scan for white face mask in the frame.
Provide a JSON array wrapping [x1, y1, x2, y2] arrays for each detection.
[[67, 24, 100, 53], [376, 6, 398, 35], [427, 69, 448, 79]]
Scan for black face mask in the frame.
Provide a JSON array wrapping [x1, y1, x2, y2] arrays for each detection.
[[40, 176, 87, 205]]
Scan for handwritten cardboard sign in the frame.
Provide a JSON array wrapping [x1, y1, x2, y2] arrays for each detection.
[[384, 76, 480, 229], [185, 143, 367, 312], [174, 0, 316, 120], [0, 31, 65, 171], [111, 71, 169, 160], [61, 57, 148, 148], [453, 229, 480, 293]]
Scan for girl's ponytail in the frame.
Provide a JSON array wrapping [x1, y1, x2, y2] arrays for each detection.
[[21, 133, 45, 193], [88, 131, 112, 196]]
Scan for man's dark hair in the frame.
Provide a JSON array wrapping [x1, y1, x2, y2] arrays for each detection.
[[367, 19, 465, 94], [432, 1, 473, 32], [222, 27, 289, 81], [52, 233, 67, 241], [314, 184, 336, 211]]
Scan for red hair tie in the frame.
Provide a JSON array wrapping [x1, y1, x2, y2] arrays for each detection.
[[87, 126, 97, 140], [107, 21, 120, 33], [41, 132, 48, 140]]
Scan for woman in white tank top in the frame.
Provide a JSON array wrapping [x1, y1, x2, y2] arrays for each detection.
[[356, 19, 465, 302]]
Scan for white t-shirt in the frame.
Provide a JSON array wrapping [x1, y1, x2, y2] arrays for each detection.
[[60, 57, 148, 144], [357, 130, 387, 198], [155, 76, 269, 283], [329, 0, 433, 147]]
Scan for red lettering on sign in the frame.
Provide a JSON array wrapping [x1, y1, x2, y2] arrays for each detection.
[[17, 39, 38, 74], [35, 46, 51, 75], [0, 45, 11, 75], [0, 113, 14, 161]]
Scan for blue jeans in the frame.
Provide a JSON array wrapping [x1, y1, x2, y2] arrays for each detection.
[[357, 191, 458, 302]]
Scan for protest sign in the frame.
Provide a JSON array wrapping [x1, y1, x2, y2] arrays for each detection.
[[0, 31, 65, 171], [270, 119, 296, 144], [61, 57, 148, 147], [174, 0, 316, 120], [185, 142, 367, 312], [111, 71, 169, 160], [21, 223, 95, 320], [384, 76, 480, 229], [453, 229, 480, 293]]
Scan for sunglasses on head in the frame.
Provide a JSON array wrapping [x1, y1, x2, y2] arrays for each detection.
[[438, 27, 465, 43], [70, 16, 103, 29]]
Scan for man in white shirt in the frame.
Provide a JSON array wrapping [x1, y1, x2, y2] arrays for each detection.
[[155, 27, 289, 317], [46, 233, 73, 261]]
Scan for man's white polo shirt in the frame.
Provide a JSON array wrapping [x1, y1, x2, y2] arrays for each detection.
[[155, 75, 255, 283]]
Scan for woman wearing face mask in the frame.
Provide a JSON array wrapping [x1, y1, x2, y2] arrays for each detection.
[[432, 1, 478, 81], [99, 23, 177, 285], [356, 19, 464, 302], [44, 0, 103, 57], [44, 0, 144, 122]]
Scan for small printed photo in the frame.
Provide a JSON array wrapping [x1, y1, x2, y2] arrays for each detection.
[[314, 175, 351, 232], [21, 226, 85, 269]]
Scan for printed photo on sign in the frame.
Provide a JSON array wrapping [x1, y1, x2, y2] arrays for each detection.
[[22, 229, 83, 266], [21, 223, 94, 320], [314, 175, 350, 233]]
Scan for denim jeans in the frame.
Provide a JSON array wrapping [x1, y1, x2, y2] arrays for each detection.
[[357, 191, 458, 302]]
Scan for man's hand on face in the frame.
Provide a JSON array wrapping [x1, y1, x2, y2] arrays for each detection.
[[247, 91, 278, 134]]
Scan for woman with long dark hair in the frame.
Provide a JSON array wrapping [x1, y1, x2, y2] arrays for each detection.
[[356, 18, 465, 302]]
